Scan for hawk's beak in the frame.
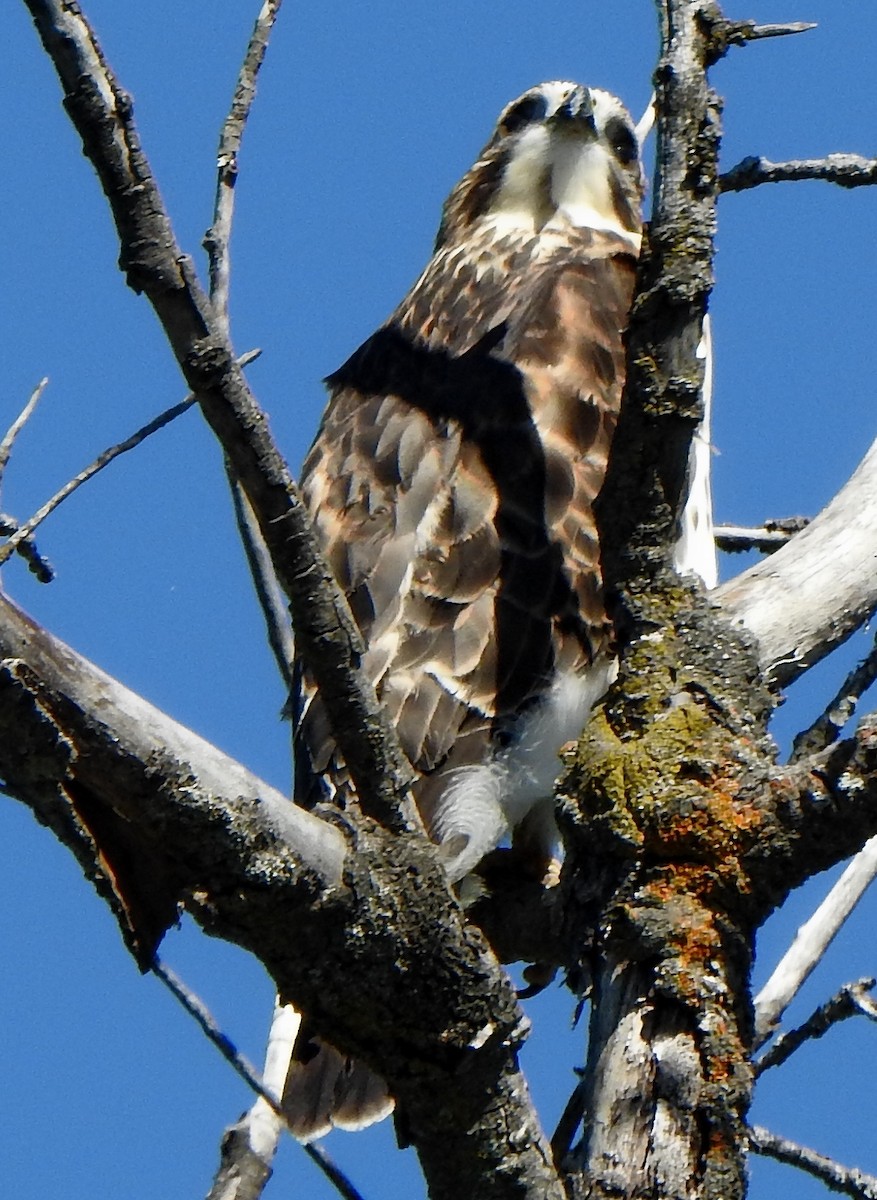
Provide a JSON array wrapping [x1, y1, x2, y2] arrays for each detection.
[[551, 87, 596, 134]]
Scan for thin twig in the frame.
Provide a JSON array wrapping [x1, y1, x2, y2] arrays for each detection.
[[204, 0, 294, 696], [755, 978, 877, 1076], [227, 467, 295, 687], [550, 1076, 586, 1166], [715, 518, 808, 555], [204, 0, 284, 333], [304, 1144, 369, 1200], [723, 20, 816, 44], [201, 10, 297, 1197], [0, 381, 54, 580], [152, 960, 366, 1200], [721, 153, 877, 194], [753, 839, 877, 1044], [0, 349, 260, 570], [0, 377, 49, 481], [749, 1125, 877, 1200], [153, 958, 271, 1098], [0, 397, 193, 564], [792, 634, 877, 759]]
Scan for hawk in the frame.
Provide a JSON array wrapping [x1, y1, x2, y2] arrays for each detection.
[[285, 80, 645, 1138]]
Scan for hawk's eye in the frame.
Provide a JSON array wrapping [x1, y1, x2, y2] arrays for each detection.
[[499, 94, 547, 136], [605, 116, 638, 165]]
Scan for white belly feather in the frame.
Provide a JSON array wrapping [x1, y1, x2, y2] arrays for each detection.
[[430, 658, 618, 882]]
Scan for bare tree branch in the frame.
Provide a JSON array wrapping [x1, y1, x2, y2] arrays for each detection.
[[0, 590, 345, 911], [201, 11, 297, 1190], [21, 0, 418, 835], [227, 475, 295, 688], [207, 1003, 302, 1200], [205, 0, 295, 694], [755, 978, 877, 1076], [550, 1076, 586, 1167], [749, 1125, 877, 1200], [154, 958, 275, 1102], [0, 388, 190, 557], [0, 583, 562, 1200], [722, 153, 877, 194], [792, 634, 877, 760], [302, 1145, 368, 1200], [0, 381, 55, 581], [753, 833, 877, 1043], [204, 0, 284, 334], [156, 969, 366, 1200], [206, 1124, 273, 1200], [0, 512, 53, 582], [714, 517, 808, 555], [0, 349, 259, 571], [0, 377, 48, 481], [719, 20, 816, 44], [716, 437, 877, 687]]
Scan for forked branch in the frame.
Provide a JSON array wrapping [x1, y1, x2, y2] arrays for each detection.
[[22, 0, 416, 835]]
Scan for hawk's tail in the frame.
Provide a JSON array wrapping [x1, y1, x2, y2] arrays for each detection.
[[282, 1010, 394, 1141]]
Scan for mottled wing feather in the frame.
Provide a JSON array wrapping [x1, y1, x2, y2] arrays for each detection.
[[507, 253, 636, 675], [295, 227, 636, 813]]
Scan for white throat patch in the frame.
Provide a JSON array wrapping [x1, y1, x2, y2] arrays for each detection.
[[485, 106, 640, 248], [548, 138, 636, 243]]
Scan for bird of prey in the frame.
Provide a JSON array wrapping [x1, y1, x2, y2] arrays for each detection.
[[285, 79, 645, 1138]]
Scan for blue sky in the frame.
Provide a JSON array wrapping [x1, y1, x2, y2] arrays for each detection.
[[3, 3, 877, 1198]]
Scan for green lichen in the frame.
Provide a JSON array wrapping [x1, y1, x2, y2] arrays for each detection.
[[560, 579, 772, 903]]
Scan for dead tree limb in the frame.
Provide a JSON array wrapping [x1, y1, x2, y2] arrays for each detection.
[[0, 581, 562, 1200], [755, 978, 877, 1076], [22, 0, 417, 835], [722, 153, 877, 194], [717, 437, 877, 687], [749, 1125, 877, 1200], [753, 835, 877, 1043]]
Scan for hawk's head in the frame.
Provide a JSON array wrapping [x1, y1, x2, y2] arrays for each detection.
[[437, 81, 644, 249]]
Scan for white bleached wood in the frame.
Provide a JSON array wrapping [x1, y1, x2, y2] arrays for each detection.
[[635, 93, 656, 145], [674, 315, 717, 589], [716, 437, 877, 686], [578, 959, 700, 1193], [0, 592, 346, 887], [246, 1001, 302, 1160], [754, 836, 877, 1043]]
